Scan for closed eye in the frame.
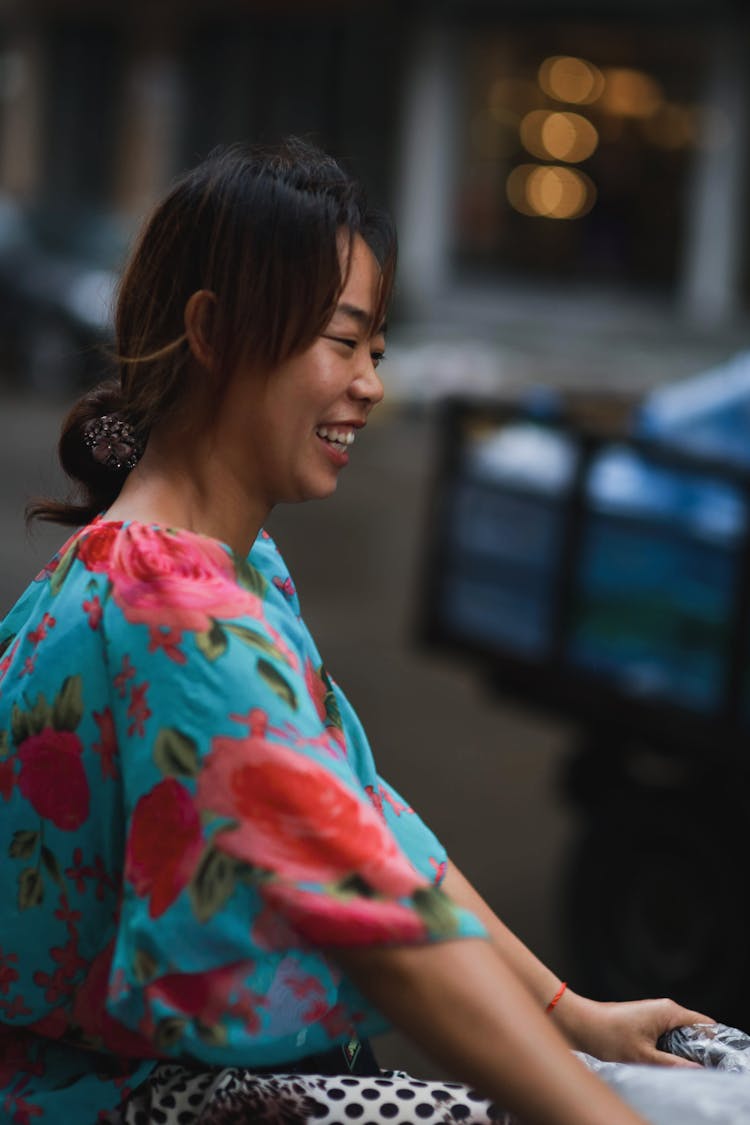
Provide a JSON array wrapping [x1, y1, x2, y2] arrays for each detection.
[[324, 335, 356, 350], [323, 335, 386, 367]]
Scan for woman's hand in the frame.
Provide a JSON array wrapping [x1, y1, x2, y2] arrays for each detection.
[[553, 989, 715, 1068]]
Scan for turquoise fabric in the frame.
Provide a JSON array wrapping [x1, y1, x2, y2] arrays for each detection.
[[0, 519, 485, 1124]]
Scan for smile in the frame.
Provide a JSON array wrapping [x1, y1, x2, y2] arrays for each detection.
[[315, 426, 356, 452]]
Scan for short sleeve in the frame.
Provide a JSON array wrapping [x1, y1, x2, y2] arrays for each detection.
[[97, 522, 484, 1066]]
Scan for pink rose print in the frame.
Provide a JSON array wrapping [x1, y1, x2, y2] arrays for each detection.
[[125, 778, 203, 917], [102, 523, 263, 633], [17, 729, 90, 830], [196, 731, 425, 898], [263, 882, 429, 947]]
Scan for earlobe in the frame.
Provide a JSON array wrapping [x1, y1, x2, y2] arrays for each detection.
[[184, 289, 218, 370]]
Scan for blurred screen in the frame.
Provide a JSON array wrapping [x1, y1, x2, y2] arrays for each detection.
[[567, 445, 747, 713], [436, 418, 577, 656], [429, 412, 750, 725]]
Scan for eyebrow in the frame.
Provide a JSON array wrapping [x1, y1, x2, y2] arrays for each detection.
[[334, 302, 387, 334]]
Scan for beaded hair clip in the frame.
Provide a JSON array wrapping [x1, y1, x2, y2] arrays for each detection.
[[83, 413, 144, 472]]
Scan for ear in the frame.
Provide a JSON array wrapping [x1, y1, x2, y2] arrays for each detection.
[[184, 289, 218, 370]]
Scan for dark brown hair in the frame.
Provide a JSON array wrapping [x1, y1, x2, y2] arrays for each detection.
[[28, 137, 397, 527]]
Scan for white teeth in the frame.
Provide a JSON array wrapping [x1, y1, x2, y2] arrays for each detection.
[[316, 426, 356, 446]]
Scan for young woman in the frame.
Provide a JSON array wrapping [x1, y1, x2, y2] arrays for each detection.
[[0, 140, 708, 1125]]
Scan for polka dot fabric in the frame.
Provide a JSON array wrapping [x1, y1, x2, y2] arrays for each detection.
[[109, 1063, 515, 1124]]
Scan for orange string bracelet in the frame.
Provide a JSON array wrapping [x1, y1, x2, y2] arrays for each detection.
[[546, 981, 567, 1013]]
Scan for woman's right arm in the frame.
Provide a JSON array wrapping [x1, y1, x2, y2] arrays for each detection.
[[337, 937, 649, 1125]]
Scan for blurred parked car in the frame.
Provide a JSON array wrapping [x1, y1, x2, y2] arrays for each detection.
[[0, 196, 131, 393]]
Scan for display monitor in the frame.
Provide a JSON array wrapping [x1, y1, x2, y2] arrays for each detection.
[[420, 400, 750, 744]]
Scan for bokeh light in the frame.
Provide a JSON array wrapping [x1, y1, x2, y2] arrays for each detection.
[[538, 56, 605, 105], [506, 163, 597, 219], [520, 109, 599, 163], [599, 67, 663, 118]]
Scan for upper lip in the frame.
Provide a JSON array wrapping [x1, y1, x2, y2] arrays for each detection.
[[316, 420, 366, 429]]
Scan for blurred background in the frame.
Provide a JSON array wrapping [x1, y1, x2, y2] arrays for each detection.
[[2, 0, 750, 1075]]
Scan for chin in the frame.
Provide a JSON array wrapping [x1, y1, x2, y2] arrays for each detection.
[[287, 477, 340, 505]]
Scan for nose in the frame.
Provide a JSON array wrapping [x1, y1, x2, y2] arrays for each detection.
[[351, 353, 385, 410]]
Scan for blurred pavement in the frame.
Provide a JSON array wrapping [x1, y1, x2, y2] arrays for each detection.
[[0, 390, 577, 1076]]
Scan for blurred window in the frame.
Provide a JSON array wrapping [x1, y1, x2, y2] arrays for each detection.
[[454, 24, 711, 290]]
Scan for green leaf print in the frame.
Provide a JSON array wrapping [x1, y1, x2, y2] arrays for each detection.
[[154, 1017, 187, 1051], [154, 728, 200, 779], [40, 845, 64, 887], [257, 658, 297, 711], [0, 729, 9, 758], [49, 543, 77, 596], [9, 829, 39, 860], [324, 687, 342, 730], [28, 692, 52, 736], [53, 676, 84, 732], [11, 704, 31, 746], [195, 621, 228, 662], [334, 873, 377, 899], [196, 1021, 228, 1047], [412, 886, 460, 938], [224, 623, 285, 663], [133, 947, 159, 983], [189, 844, 237, 923], [18, 867, 44, 910], [234, 557, 268, 598]]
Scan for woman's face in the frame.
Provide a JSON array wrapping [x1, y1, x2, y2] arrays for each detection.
[[217, 234, 386, 515]]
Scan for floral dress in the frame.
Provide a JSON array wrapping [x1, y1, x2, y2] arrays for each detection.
[[0, 518, 485, 1125]]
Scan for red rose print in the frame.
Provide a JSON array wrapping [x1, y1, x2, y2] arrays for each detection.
[[17, 729, 90, 830], [71, 940, 153, 1056], [76, 522, 121, 571], [196, 733, 425, 898], [144, 961, 260, 1029], [125, 778, 203, 917], [106, 524, 264, 633]]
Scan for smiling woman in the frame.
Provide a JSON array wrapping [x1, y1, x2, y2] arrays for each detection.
[[0, 140, 708, 1125]]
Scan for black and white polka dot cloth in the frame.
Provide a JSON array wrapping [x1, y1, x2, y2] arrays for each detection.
[[109, 1063, 515, 1124]]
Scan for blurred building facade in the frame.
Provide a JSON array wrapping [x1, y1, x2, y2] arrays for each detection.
[[0, 0, 747, 360]]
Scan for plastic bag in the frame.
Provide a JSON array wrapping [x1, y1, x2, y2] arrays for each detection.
[[574, 1024, 750, 1124]]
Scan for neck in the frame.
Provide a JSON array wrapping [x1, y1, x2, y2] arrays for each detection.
[[103, 429, 269, 557]]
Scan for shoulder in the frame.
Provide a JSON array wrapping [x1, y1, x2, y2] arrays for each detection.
[[250, 529, 300, 614]]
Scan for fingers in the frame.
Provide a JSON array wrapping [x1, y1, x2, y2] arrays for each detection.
[[649, 1050, 703, 1069], [683, 1012, 717, 1026], [657, 1000, 717, 1031]]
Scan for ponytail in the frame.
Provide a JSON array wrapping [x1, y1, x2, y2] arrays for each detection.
[[25, 380, 137, 527]]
